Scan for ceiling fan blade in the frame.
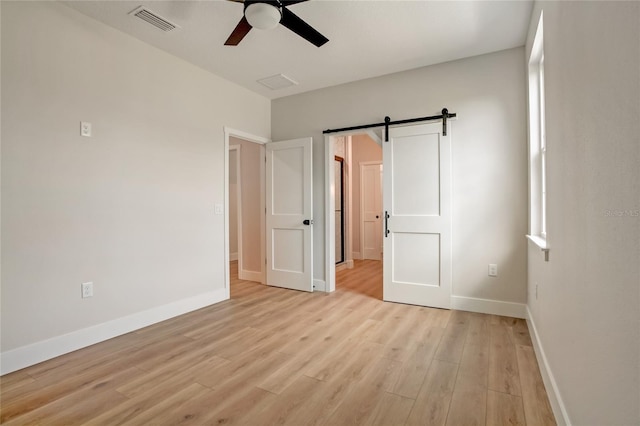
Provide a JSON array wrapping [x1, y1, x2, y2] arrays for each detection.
[[280, 7, 328, 47], [280, 0, 309, 5], [225, 16, 252, 46]]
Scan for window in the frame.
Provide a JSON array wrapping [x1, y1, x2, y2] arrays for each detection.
[[528, 12, 547, 246]]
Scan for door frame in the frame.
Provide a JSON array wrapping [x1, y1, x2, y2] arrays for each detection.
[[324, 130, 381, 292], [224, 127, 269, 299], [360, 160, 383, 261]]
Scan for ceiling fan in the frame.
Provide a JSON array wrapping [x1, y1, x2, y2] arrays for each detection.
[[225, 0, 329, 47]]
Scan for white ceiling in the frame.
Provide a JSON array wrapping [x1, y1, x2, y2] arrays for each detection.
[[64, 0, 533, 100]]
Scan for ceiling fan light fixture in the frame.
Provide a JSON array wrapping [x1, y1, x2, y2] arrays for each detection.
[[245, 3, 281, 30]]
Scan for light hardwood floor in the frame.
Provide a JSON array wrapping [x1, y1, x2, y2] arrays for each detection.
[[0, 260, 555, 425]]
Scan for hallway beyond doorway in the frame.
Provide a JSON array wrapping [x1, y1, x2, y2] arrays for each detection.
[[336, 259, 382, 300]]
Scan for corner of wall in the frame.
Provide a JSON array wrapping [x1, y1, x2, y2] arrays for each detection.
[[526, 306, 571, 426]]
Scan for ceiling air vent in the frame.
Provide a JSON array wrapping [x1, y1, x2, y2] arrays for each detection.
[[129, 6, 179, 32], [257, 74, 299, 90]]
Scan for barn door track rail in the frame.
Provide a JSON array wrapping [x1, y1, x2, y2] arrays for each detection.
[[323, 108, 457, 141]]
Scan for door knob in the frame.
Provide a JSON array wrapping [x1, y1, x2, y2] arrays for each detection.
[[376, 215, 379, 219], [303, 219, 313, 225]]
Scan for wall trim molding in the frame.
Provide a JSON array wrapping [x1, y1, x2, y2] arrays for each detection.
[[239, 269, 263, 283], [229, 252, 238, 261], [313, 279, 326, 292], [450, 295, 527, 319], [0, 288, 228, 375], [352, 252, 361, 260], [526, 306, 571, 426]]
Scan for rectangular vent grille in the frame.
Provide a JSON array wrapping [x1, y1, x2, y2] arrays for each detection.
[[130, 6, 178, 32], [257, 74, 299, 90]]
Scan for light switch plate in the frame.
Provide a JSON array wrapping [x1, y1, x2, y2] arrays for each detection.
[[488, 264, 498, 277], [80, 122, 92, 137], [214, 203, 223, 215]]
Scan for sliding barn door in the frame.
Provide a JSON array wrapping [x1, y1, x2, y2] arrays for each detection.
[[383, 122, 451, 308], [266, 138, 314, 292]]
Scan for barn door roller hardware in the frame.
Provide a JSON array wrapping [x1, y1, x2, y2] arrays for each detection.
[[323, 108, 456, 142]]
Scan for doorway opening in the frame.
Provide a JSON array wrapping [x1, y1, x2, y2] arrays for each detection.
[[228, 137, 264, 285], [332, 135, 352, 272], [327, 132, 383, 298], [334, 155, 345, 266], [325, 120, 453, 309], [224, 128, 268, 299]]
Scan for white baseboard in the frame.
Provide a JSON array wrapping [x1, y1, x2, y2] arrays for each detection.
[[239, 269, 263, 283], [526, 306, 571, 426], [229, 252, 238, 261], [313, 279, 326, 292], [335, 259, 354, 273], [352, 252, 361, 260], [450, 295, 527, 319], [0, 288, 228, 375]]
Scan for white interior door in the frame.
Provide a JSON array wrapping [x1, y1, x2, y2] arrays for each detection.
[[383, 122, 451, 308], [361, 162, 383, 260], [266, 138, 313, 292]]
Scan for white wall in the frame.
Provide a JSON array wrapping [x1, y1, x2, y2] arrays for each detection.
[[0, 1, 270, 371], [0, 2, 3, 351], [273, 47, 528, 308], [525, 2, 640, 425], [229, 149, 239, 259]]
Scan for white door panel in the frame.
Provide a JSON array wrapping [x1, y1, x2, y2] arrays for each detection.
[[272, 148, 305, 214], [383, 122, 451, 308], [266, 138, 313, 292], [391, 133, 441, 216]]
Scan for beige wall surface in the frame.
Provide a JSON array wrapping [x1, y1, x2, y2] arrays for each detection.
[[0, 1, 270, 353], [273, 47, 528, 304], [229, 137, 263, 274], [229, 149, 239, 256], [350, 134, 382, 257], [526, 2, 640, 425]]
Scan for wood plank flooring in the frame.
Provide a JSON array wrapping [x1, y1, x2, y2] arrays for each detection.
[[0, 260, 555, 425]]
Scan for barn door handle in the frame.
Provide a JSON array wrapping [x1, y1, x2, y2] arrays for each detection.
[[384, 211, 390, 237], [303, 219, 313, 225]]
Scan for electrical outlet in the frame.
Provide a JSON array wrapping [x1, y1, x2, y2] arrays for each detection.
[[488, 264, 498, 277], [81, 282, 93, 298]]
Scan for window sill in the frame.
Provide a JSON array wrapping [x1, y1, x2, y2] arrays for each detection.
[[526, 235, 550, 261]]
